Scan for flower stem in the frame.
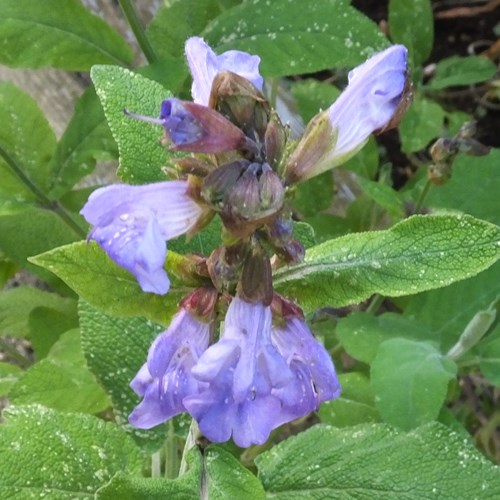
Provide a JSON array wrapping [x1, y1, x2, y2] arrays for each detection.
[[415, 178, 432, 213], [151, 451, 161, 478], [179, 418, 200, 476], [118, 0, 158, 64], [0, 145, 87, 239], [366, 294, 384, 315], [165, 420, 180, 479]]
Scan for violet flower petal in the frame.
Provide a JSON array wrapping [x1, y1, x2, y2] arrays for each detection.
[[185, 36, 263, 105], [129, 309, 210, 429], [184, 298, 294, 447], [272, 317, 341, 418], [327, 45, 408, 162], [81, 181, 202, 294]]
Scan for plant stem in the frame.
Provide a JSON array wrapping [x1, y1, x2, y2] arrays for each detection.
[[0, 145, 86, 239], [415, 178, 432, 213], [366, 294, 384, 315], [151, 451, 161, 478], [179, 418, 200, 476], [118, 0, 158, 64], [165, 420, 180, 479]]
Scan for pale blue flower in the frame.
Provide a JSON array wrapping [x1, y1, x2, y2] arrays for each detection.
[[185, 36, 263, 105], [81, 181, 202, 294]]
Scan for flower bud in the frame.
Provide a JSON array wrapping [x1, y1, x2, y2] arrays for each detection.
[[201, 162, 285, 236], [239, 246, 273, 305], [125, 98, 247, 154], [209, 71, 270, 141], [179, 286, 219, 320], [284, 45, 409, 183], [206, 244, 246, 294], [264, 110, 287, 171]]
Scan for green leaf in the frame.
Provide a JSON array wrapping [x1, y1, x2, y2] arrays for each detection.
[[274, 214, 500, 312], [0, 362, 22, 397], [0, 206, 80, 287], [256, 422, 500, 499], [97, 450, 202, 499], [318, 372, 380, 427], [427, 56, 497, 90], [336, 312, 434, 363], [0, 405, 142, 499], [0, 0, 132, 70], [357, 176, 405, 219], [305, 213, 351, 243], [8, 329, 110, 414], [48, 88, 118, 199], [426, 149, 500, 226], [204, 446, 266, 499], [30, 241, 184, 326], [28, 306, 79, 359], [292, 171, 333, 217], [79, 301, 167, 450], [290, 79, 340, 123], [91, 65, 172, 184], [0, 286, 76, 338], [341, 136, 379, 180], [389, 0, 433, 66], [147, 0, 231, 60], [404, 262, 500, 350], [0, 83, 57, 201], [0, 253, 17, 288], [204, 0, 389, 77], [399, 97, 446, 153], [371, 338, 457, 430]]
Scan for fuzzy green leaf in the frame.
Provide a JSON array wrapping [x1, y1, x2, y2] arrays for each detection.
[[0, 286, 76, 338], [0, 362, 22, 397], [78, 301, 167, 450], [0, 0, 132, 69], [0, 405, 142, 499], [48, 88, 118, 199], [428, 56, 497, 90], [30, 241, 185, 326], [274, 214, 500, 312], [336, 312, 434, 364], [318, 372, 380, 427], [256, 422, 500, 498], [0, 83, 56, 201], [389, 0, 433, 66], [204, 0, 388, 77], [371, 338, 457, 430], [91, 65, 172, 184], [8, 329, 110, 414], [399, 97, 446, 153]]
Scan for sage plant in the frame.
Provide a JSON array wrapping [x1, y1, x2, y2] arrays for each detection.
[[81, 37, 409, 447]]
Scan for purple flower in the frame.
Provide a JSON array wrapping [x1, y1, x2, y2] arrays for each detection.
[[327, 45, 408, 162], [185, 36, 263, 106], [183, 297, 340, 447], [183, 298, 292, 446], [129, 308, 210, 428], [271, 317, 341, 418], [285, 45, 408, 182], [81, 180, 203, 295]]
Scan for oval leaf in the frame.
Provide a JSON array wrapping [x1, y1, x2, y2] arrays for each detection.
[[0, 0, 132, 69], [204, 0, 388, 77], [274, 214, 500, 311]]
